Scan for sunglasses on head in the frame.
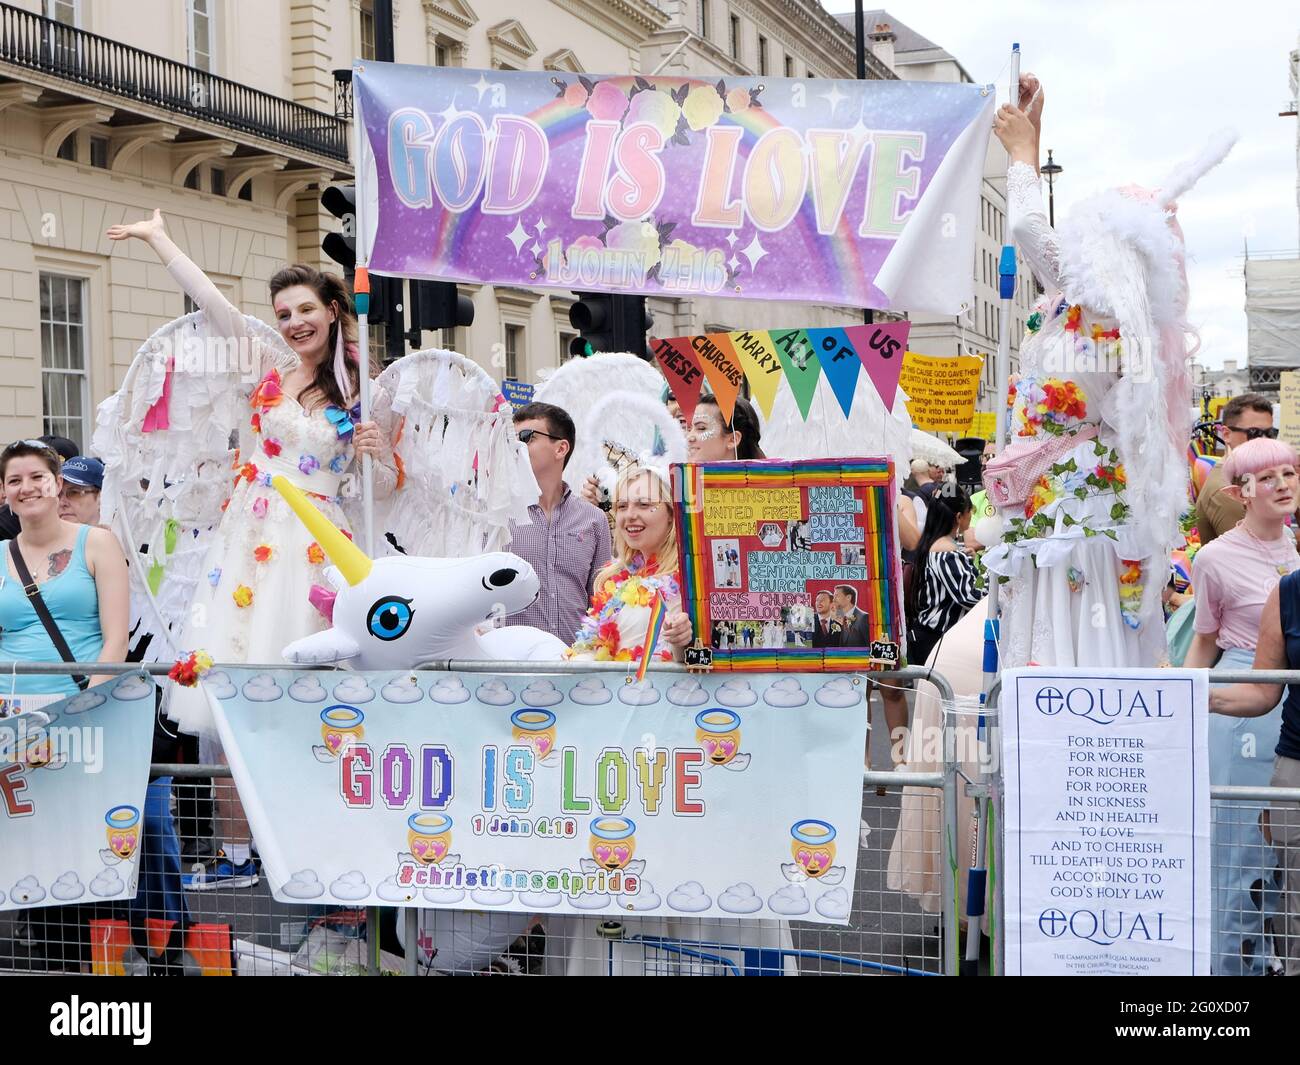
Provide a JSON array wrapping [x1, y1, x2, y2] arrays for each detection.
[[3, 439, 60, 458], [516, 428, 561, 444], [1222, 425, 1279, 441]]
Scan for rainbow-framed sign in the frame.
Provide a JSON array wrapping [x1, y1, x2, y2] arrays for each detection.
[[673, 459, 902, 672]]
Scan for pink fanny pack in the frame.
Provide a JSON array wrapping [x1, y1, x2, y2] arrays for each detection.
[[983, 424, 1098, 507]]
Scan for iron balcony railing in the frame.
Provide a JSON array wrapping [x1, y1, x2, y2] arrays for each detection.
[[0, 2, 348, 162]]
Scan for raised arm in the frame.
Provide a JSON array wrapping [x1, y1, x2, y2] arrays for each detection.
[[994, 75, 1062, 293], [107, 209, 246, 341]]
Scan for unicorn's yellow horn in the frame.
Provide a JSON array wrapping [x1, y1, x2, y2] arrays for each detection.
[[271, 475, 372, 586]]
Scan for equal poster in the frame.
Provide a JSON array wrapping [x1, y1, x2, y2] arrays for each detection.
[[674, 459, 903, 671], [353, 63, 995, 312], [207, 668, 868, 924]]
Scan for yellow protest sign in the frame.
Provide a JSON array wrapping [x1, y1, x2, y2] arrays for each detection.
[[899, 351, 984, 432], [1280, 373, 1300, 449], [703, 487, 802, 536], [968, 411, 997, 439]]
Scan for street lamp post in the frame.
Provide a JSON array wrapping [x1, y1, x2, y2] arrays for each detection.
[[1040, 148, 1063, 227]]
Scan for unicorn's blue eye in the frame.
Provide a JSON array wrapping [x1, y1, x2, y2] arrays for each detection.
[[367, 596, 413, 641]]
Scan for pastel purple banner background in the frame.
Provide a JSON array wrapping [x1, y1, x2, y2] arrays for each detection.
[[354, 63, 994, 312]]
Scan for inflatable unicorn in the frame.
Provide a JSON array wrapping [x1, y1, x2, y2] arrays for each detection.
[[273, 476, 566, 668]]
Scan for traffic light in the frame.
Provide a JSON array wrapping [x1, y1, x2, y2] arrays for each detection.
[[320, 184, 356, 288], [406, 280, 474, 349], [568, 292, 652, 359]]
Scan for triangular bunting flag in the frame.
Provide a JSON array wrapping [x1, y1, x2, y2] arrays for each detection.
[[769, 329, 822, 421], [651, 336, 706, 424], [806, 328, 862, 418], [694, 333, 743, 423], [726, 330, 785, 420], [845, 321, 911, 413]]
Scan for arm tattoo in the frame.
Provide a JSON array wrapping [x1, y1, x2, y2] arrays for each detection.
[[47, 548, 72, 579]]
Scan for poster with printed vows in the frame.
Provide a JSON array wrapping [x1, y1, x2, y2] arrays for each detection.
[[1002, 668, 1210, 976]]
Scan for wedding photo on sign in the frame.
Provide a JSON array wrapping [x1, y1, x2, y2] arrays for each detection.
[[674, 459, 902, 671]]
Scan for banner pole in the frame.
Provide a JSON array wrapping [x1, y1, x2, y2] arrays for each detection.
[[351, 66, 375, 560], [966, 41, 1021, 977]]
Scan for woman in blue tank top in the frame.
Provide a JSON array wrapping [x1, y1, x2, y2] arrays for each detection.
[[0, 440, 128, 701], [1211, 569, 1300, 977]]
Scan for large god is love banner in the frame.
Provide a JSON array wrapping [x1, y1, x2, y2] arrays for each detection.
[[208, 668, 867, 923], [354, 64, 994, 312], [0, 676, 157, 912], [1002, 669, 1210, 976]]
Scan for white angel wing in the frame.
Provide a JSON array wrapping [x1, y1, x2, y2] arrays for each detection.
[[533, 353, 675, 490], [721, 752, 751, 771], [622, 859, 646, 876], [579, 858, 600, 875], [817, 866, 847, 886], [780, 862, 806, 883], [583, 390, 687, 498], [364, 349, 539, 558], [93, 312, 296, 661]]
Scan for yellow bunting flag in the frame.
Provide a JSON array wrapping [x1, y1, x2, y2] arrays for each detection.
[[726, 329, 785, 419], [898, 351, 983, 432]]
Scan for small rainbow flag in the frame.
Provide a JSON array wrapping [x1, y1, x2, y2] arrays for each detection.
[[637, 590, 669, 683]]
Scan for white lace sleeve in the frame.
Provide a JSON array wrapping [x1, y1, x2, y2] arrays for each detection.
[[1007, 161, 1062, 293]]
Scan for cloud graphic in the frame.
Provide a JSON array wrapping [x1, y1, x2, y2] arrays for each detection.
[[619, 680, 660, 706], [202, 670, 238, 700], [520, 679, 562, 707], [717, 882, 763, 914], [329, 870, 370, 901], [768, 883, 810, 916], [424, 886, 466, 904], [666, 881, 712, 913], [475, 680, 516, 707], [665, 679, 708, 707], [569, 677, 611, 706], [569, 891, 609, 910], [764, 677, 809, 708], [814, 678, 861, 708], [470, 888, 513, 907], [51, 871, 85, 901], [90, 868, 123, 898], [381, 676, 424, 704], [517, 890, 562, 908], [113, 675, 155, 702], [280, 869, 325, 899], [64, 691, 106, 715], [377, 876, 418, 903], [716, 680, 757, 707], [11, 876, 46, 904], [241, 673, 283, 703], [332, 676, 376, 704], [815, 887, 852, 921], [430, 678, 471, 705], [626, 880, 662, 911], [288, 675, 328, 703]]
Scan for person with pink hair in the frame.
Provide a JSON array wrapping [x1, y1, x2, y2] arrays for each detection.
[[1186, 438, 1299, 973], [982, 75, 1234, 668]]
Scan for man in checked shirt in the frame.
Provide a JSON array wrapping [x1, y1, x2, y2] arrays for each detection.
[[506, 402, 613, 645]]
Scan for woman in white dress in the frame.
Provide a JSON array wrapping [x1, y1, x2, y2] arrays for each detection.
[[104, 210, 398, 887], [980, 78, 1231, 668]]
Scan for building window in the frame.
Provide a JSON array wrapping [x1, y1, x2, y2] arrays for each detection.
[[184, 294, 198, 315], [89, 135, 108, 169], [238, 180, 252, 202], [44, 0, 78, 25], [758, 35, 768, 76], [729, 14, 739, 59], [40, 273, 90, 450], [188, 0, 214, 72], [210, 167, 225, 196], [434, 41, 448, 67], [184, 166, 200, 190], [559, 330, 577, 364], [368, 321, 386, 366], [360, 0, 376, 61], [504, 324, 523, 380], [698, 0, 709, 39], [56, 134, 77, 162], [784, 55, 794, 78]]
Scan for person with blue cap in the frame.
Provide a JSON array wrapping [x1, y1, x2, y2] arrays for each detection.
[[58, 456, 104, 528]]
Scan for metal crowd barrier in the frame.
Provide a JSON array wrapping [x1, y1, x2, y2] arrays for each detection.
[[983, 669, 1300, 976], [0, 660, 963, 976]]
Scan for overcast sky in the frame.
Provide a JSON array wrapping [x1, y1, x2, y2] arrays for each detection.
[[826, 1, 1299, 370]]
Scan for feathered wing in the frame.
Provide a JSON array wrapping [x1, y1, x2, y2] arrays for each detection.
[[93, 312, 296, 660], [363, 348, 539, 558], [583, 390, 687, 495], [533, 353, 674, 489]]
